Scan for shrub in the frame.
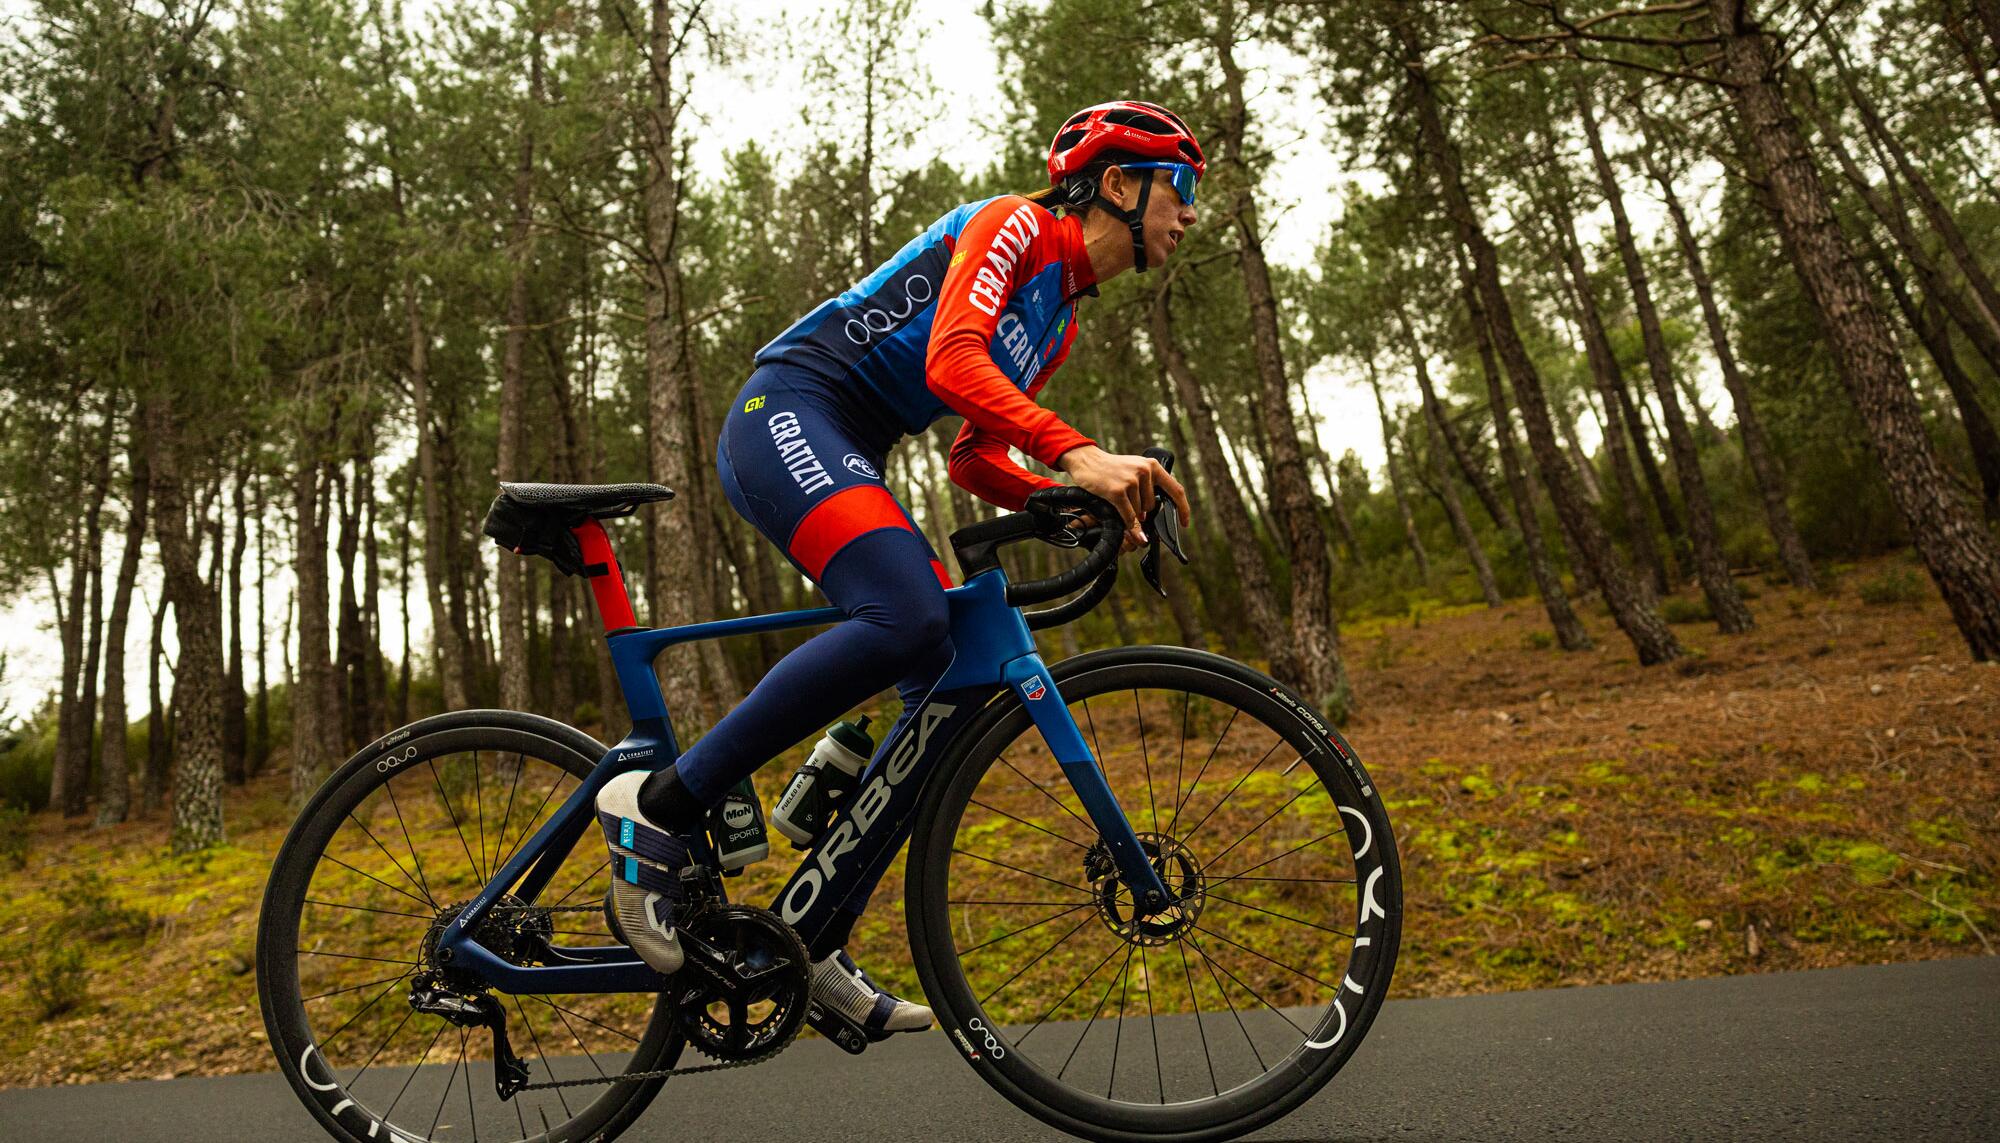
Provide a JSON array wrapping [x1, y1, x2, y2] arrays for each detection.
[[27, 945, 88, 1020], [1662, 596, 1713, 624], [55, 869, 151, 940], [1523, 630, 1555, 651], [0, 714, 56, 812], [0, 803, 29, 870], [1857, 567, 1927, 606]]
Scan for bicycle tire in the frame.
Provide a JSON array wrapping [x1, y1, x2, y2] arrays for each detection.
[[905, 647, 1400, 1143], [257, 709, 681, 1143]]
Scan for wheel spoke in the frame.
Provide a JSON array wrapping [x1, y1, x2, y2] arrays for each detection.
[[345, 811, 436, 908], [1205, 828, 1350, 891], [1187, 934, 1270, 1069], [958, 902, 1093, 957], [304, 897, 433, 922], [1205, 888, 1354, 938], [470, 753, 490, 897], [513, 996, 573, 1120], [1134, 688, 1157, 835], [977, 910, 1101, 1008], [968, 797, 1090, 850], [491, 751, 526, 879], [429, 758, 487, 888], [1199, 773, 1320, 872], [427, 1030, 463, 1140], [496, 766, 570, 877], [382, 779, 437, 907], [1020, 939, 1125, 1049], [299, 948, 420, 967], [1142, 945, 1164, 1104], [382, 1021, 450, 1122], [1166, 705, 1238, 834], [1178, 739, 1284, 853], [951, 847, 1093, 897], [321, 853, 435, 912], [1057, 947, 1131, 1082], [320, 967, 417, 1050], [345, 1003, 416, 1093], [1192, 922, 1341, 996], [1175, 940, 1220, 1097], [525, 994, 643, 1045], [998, 754, 1096, 836]]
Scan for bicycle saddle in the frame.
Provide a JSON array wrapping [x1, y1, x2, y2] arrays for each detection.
[[496, 481, 675, 520]]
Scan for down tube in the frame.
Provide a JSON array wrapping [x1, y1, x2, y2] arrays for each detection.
[[770, 686, 996, 952]]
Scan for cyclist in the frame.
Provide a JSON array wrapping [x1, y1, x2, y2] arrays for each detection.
[[598, 101, 1200, 1034]]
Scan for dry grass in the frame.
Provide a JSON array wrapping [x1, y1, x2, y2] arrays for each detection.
[[1, 554, 1994, 1089]]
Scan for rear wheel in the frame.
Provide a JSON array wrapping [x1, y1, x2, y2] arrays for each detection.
[[906, 648, 1399, 1142], [257, 711, 680, 1143]]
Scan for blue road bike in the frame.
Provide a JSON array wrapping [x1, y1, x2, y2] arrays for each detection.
[[257, 450, 1400, 1143]]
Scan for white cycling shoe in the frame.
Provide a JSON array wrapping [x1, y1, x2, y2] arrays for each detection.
[[596, 771, 692, 975], [810, 949, 933, 1034]]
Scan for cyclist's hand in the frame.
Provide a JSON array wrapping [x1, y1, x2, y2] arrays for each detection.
[[1056, 445, 1191, 550]]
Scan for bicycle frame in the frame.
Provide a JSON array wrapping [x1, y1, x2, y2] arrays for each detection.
[[433, 518, 1171, 995]]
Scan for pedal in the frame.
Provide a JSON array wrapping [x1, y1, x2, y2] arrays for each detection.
[[805, 999, 873, 1055]]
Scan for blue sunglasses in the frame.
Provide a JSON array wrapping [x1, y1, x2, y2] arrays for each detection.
[[1122, 161, 1200, 206]]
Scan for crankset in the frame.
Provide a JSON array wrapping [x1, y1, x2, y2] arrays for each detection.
[[672, 904, 812, 1064]]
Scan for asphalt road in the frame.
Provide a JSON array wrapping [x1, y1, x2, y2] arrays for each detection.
[[4, 956, 1995, 1141]]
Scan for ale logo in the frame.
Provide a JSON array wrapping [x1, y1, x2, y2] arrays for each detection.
[[1022, 678, 1046, 702]]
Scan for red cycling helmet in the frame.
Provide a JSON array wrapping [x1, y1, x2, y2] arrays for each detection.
[[1046, 100, 1206, 184], [1045, 101, 1204, 274]]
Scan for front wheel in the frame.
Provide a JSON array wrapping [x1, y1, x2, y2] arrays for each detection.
[[906, 647, 1400, 1143]]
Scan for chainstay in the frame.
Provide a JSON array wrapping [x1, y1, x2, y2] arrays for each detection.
[[482, 903, 795, 1091]]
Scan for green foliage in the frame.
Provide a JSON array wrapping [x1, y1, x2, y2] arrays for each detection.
[[0, 803, 31, 869], [54, 869, 153, 940], [1661, 596, 1713, 624], [0, 715, 55, 813], [26, 944, 89, 1020], [1857, 567, 1928, 606]]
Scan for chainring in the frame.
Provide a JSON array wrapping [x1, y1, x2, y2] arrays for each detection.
[[672, 904, 811, 1064]]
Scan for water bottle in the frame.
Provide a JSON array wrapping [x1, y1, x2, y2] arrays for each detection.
[[708, 776, 770, 873], [772, 716, 875, 849]]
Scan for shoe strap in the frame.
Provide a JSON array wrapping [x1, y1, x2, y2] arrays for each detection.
[[598, 809, 690, 867]]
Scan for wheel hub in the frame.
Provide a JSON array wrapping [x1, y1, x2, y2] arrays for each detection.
[[1083, 832, 1206, 946]]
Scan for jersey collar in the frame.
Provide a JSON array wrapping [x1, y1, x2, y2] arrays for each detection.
[[1056, 212, 1098, 300]]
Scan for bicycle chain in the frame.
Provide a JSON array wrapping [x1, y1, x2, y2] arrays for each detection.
[[478, 904, 794, 1092]]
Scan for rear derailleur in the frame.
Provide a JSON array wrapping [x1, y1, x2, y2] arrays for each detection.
[[408, 979, 533, 1100]]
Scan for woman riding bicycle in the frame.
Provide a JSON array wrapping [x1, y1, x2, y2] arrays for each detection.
[[598, 100, 1202, 1034]]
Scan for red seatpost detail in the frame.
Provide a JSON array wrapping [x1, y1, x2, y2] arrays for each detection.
[[570, 519, 637, 632]]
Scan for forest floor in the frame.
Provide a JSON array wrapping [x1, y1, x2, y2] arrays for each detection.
[[1, 552, 1995, 1088]]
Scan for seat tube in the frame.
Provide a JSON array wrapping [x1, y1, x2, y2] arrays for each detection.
[[570, 519, 638, 633], [1001, 654, 1174, 911]]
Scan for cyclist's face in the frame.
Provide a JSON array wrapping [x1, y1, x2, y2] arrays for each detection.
[[1141, 168, 1198, 266]]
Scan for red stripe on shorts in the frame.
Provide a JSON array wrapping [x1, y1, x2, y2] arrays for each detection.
[[929, 559, 953, 590], [787, 484, 916, 580]]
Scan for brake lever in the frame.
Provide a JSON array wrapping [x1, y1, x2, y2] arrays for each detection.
[[1139, 492, 1190, 598]]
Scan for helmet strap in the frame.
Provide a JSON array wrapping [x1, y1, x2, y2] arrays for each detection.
[[1091, 172, 1155, 273]]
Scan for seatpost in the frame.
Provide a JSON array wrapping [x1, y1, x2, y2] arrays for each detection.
[[569, 519, 638, 633]]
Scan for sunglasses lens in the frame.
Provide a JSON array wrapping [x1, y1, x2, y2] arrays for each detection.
[[1174, 165, 1198, 204]]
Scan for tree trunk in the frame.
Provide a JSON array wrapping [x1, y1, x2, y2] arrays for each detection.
[[1648, 150, 1816, 586], [96, 443, 150, 827], [1464, 274, 1592, 647], [1542, 190, 1672, 598], [1152, 285, 1298, 682], [291, 434, 336, 798], [252, 476, 271, 774], [75, 450, 108, 814], [1397, 7, 1678, 662], [1828, 41, 2000, 347], [1215, 5, 1350, 716], [1366, 359, 1433, 582], [407, 287, 471, 710], [147, 394, 225, 853], [143, 593, 169, 816], [642, 0, 714, 727], [1855, 212, 2000, 523], [1393, 300, 1509, 531], [1710, 0, 2000, 658], [1807, 91, 2000, 383], [334, 465, 366, 754], [1424, 412, 1504, 607], [222, 471, 248, 781], [496, 32, 539, 718], [1576, 82, 1753, 632]]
